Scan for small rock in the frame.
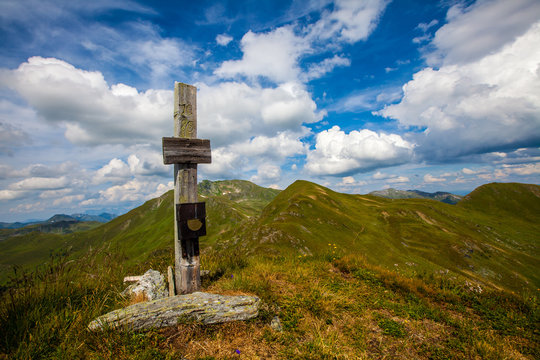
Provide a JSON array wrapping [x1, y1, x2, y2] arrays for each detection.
[[200, 269, 210, 276], [270, 316, 283, 332], [122, 269, 168, 301]]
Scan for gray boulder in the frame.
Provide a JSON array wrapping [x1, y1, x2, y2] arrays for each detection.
[[88, 292, 260, 331], [122, 269, 168, 301]]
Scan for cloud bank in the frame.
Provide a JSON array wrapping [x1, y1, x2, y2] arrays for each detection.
[[379, 14, 540, 162], [305, 126, 414, 176]]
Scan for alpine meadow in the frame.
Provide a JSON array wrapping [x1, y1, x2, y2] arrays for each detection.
[[1, 180, 539, 358], [1, 0, 540, 359]]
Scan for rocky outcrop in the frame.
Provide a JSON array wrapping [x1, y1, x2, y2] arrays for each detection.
[[88, 292, 260, 331], [122, 269, 168, 301]]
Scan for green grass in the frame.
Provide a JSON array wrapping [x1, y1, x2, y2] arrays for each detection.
[[0, 179, 538, 359], [222, 180, 540, 293], [377, 318, 407, 338], [0, 180, 280, 285], [1, 246, 538, 358]]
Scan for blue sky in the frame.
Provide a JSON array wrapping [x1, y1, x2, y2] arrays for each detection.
[[1, 0, 539, 222]]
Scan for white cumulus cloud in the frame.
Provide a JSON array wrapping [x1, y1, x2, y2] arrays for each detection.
[[215, 27, 309, 83], [308, 0, 389, 43], [216, 34, 233, 46], [82, 179, 165, 205], [0, 176, 70, 201], [462, 168, 477, 175], [93, 158, 131, 184], [53, 194, 84, 206], [305, 126, 414, 176], [304, 55, 351, 81], [427, 0, 540, 65], [250, 164, 282, 185], [387, 176, 409, 184], [197, 81, 324, 147], [215, 0, 389, 84], [424, 174, 446, 183], [372, 171, 409, 183], [200, 130, 308, 180], [9, 176, 69, 191], [501, 163, 540, 176], [0, 56, 172, 147], [232, 131, 308, 159], [378, 22, 540, 161]]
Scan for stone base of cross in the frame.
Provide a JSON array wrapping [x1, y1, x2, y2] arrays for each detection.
[[162, 82, 211, 295]]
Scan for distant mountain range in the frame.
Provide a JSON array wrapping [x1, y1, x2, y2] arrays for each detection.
[[0, 213, 117, 229], [369, 188, 463, 204], [1, 180, 538, 294]]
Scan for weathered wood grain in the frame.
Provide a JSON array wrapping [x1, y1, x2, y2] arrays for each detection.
[[174, 82, 197, 138], [172, 82, 202, 295], [162, 137, 211, 164], [167, 266, 175, 297]]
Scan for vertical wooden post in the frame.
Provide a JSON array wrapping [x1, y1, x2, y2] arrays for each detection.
[[167, 265, 175, 297], [173, 82, 200, 294]]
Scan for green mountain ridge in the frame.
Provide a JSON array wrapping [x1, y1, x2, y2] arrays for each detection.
[[0, 213, 116, 229], [369, 188, 463, 204], [1, 179, 539, 359], [0, 180, 538, 293], [222, 180, 539, 292], [0, 180, 280, 284], [458, 182, 540, 222], [0, 220, 102, 242]]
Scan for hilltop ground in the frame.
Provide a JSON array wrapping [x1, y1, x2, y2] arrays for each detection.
[[0, 180, 538, 359]]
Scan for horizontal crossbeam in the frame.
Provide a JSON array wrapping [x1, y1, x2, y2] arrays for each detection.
[[162, 137, 211, 164]]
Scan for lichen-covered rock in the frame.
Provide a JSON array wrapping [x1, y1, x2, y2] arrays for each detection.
[[88, 292, 259, 331], [270, 316, 283, 332], [122, 269, 168, 301]]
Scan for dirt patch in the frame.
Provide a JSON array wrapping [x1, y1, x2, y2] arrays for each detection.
[[159, 321, 281, 359], [416, 211, 437, 226], [120, 219, 132, 231]]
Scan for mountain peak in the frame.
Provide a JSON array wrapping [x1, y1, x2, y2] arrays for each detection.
[[458, 182, 540, 221], [369, 188, 462, 204]]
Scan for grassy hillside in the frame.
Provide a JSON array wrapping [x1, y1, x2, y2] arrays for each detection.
[[222, 180, 539, 293], [458, 182, 540, 222], [200, 179, 281, 212], [1, 180, 538, 291], [1, 244, 538, 358], [0, 180, 538, 359], [0, 180, 280, 285]]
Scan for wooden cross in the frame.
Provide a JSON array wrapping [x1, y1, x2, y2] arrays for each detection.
[[162, 82, 211, 295]]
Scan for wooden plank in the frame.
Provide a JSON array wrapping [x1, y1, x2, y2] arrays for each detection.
[[172, 82, 201, 295], [167, 266, 175, 297], [174, 82, 197, 138], [162, 137, 211, 164]]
